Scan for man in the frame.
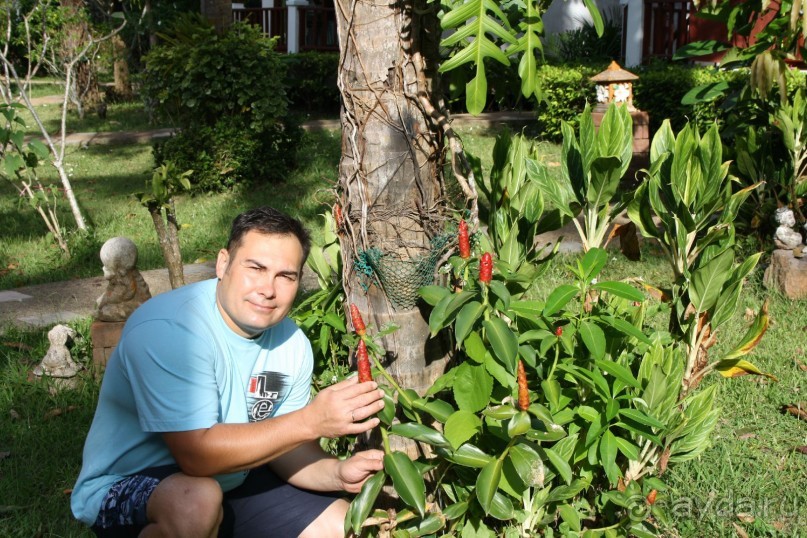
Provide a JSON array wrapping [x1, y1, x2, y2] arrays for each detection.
[[72, 207, 385, 537]]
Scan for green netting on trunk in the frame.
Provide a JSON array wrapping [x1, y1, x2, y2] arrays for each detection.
[[355, 234, 452, 310]]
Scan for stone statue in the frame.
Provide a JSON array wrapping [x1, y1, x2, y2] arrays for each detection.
[[32, 324, 82, 382], [773, 207, 803, 250], [95, 237, 151, 321]]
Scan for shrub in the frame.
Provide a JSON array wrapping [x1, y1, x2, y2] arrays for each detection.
[[533, 64, 598, 141], [282, 51, 341, 115], [632, 62, 746, 134], [141, 17, 301, 192], [152, 116, 302, 192]]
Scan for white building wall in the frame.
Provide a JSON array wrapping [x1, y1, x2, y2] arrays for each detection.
[[542, 0, 623, 36]]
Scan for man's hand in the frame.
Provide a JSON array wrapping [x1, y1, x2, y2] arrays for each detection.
[[306, 376, 385, 439], [336, 450, 385, 493]]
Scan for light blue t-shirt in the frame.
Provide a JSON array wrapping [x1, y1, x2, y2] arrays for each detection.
[[71, 279, 313, 525]]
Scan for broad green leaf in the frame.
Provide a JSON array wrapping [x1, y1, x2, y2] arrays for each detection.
[[592, 281, 645, 302], [384, 451, 426, 517], [464, 330, 487, 363], [714, 358, 777, 380], [413, 398, 455, 423], [557, 503, 582, 532], [689, 248, 734, 313], [546, 478, 590, 503], [599, 429, 620, 485], [543, 284, 579, 316], [466, 72, 488, 116], [455, 301, 485, 346], [582, 0, 604, 35], [489, 491, 515, 521], [600, 315, 651, 344], [580, 248, 608, 281], [673, 40, 730, 60], [430, 290, 476, 334], [509, 442, 544, 487], [543, 447, 572, 484], [596, 359, 641, 390], [439, 443, 493, 468], [681, 81, 730, 105], [419, 285, 450, 306], [444, 409, 483, 449], [509, 300, 545, 318], [507, 410, 532, 437], [454, 362, 494, 412], [614, 436, 641, 461], [347, 470, 386, 534], [488, 280, 511, 311], [483, 317, 518, 372], [579, 320, 606, 360], [618, 408, 665, 430], [476, 457, 504, 515], [390, 423, 451, 448]]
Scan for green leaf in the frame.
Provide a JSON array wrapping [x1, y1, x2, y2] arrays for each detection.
[[488, 280, 511, 311], [413, 398, 455, 423], [681, 81, 730, 105], [557, 503, 582, 532], [690, 248, 734, 313], [510, 300, 545, 319], [595, 359, 641, 390], [673, 40, 730, 60], [600, 315, 651, 344], [543, 447, 573, 485], [543, 284, 579, 316], [347, 470, 386, 534], [618, 408, 665, 430], [454, 362, 493, 412], [455, 301, 486, 346], [599, 429, 620, 485], [580, 248, 608, 281], [476, 457, 504, 515], [390, 423, 451, 448], [579, 320, 606, 360], [592, 281, 645, 302], [719, 300, 770, 363], [483, 317, 518, 372], [384, 451, 426, 517], [439, 443, 493, 468], [614, 436, 641, 461], [419, 285, 450, 306], [444, 409, 483, 449], [464, 330, 487, 363]]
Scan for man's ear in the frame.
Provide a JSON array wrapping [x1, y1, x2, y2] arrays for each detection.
[[215, 249, 230, 279]]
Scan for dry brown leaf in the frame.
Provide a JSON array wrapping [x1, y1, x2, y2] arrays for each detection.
[[43, 405, 78, 420], [63, 488, 73, 495], [737, 432, 756, 441], [794, 445, 807, 455], [782, 403, 807, 421], [732, 522, 750, 538], [737, 513, 755, 523], [772, 521, 787, 531], [794, 358, 807, 372], [744, 308, 756, 322]]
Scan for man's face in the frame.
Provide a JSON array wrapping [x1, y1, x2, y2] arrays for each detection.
[[215, 231, 304, 338]]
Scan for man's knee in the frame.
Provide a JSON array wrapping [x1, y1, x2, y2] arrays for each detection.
[[299, 498, 349, 538], [145, 474, 223, 537]]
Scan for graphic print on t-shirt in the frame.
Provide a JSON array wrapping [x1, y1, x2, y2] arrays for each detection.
[[247, 371, 289, 421]]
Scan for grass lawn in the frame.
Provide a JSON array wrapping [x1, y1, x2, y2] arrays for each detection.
[[0, 101, 805, 536]]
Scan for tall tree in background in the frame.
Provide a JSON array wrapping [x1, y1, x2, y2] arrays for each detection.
[[334, 0, 604, 394]]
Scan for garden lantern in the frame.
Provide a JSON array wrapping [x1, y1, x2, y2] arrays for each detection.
[[591, 61, 638, 112]]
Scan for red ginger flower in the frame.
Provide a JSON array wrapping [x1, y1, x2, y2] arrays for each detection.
[[517, 359, 530, 411], [357, 340, 372, 383], [555, 326, 563, 337], [479, 252, 493, 283], [350, 304, 366, 336], [458, 220, 471, 259]]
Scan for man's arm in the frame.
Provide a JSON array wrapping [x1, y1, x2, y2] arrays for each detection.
[[162, 376, 385, 477], [268, 441, 385, 493]]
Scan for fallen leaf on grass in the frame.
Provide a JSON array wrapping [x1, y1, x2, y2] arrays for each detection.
[[781, 403, 807, 421], [736, 513, 755, 523], [744, 308, 756, 322], [63, 488, 73, 495], [794, 358, 807, 372], [732, 522, 749, 538], [1, 341, 32, 351], [43, 405, 78, 420], [737, 432, 756, 441], [794, 446, 807, 455]]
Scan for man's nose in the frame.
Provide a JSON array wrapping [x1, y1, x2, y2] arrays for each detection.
[[257, 276, 276, 298]]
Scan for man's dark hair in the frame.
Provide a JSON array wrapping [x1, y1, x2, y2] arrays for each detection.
[[227, 207, 312, 262]]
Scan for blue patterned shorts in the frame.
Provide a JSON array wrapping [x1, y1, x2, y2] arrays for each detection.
[[93, 464, 179, 531]]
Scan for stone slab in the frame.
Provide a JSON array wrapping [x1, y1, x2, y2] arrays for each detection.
[[763, 249, 807, 300], [0, 291, 33, 302], [17, 311, 83, 327]]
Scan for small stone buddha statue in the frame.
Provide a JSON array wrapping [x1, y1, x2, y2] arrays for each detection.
[[95, 237, 152, 321], [773, 207, 803, 250]]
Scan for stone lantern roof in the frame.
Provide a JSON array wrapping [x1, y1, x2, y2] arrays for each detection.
[[590, 61, 639, 83]]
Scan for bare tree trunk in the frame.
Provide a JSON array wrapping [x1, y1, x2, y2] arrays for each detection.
[[148, 205, 185, 289], [335, 0, 451, 398], [112, 34, 133, 100]]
